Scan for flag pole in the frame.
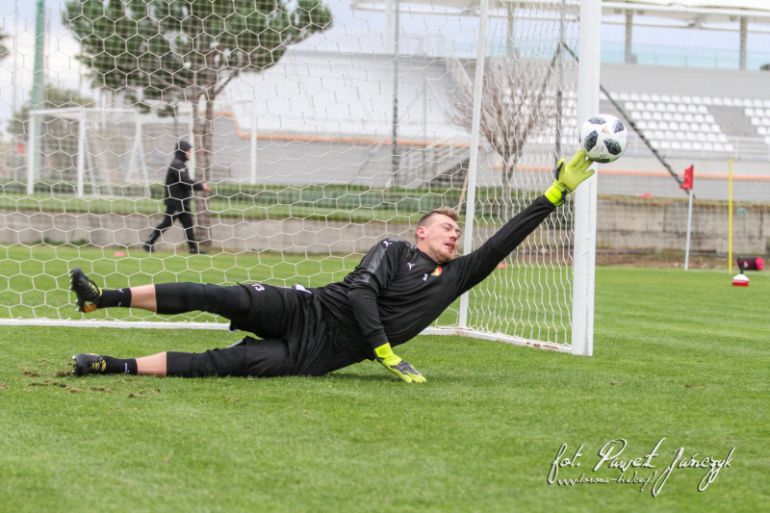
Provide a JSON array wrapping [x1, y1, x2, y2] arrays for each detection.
[[728, 159, 733, 275], [680, 165, 694, 270], [684, 188, 693, 270]]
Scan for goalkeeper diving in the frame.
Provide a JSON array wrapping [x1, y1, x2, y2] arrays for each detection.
[[69, 150, 595, 382]]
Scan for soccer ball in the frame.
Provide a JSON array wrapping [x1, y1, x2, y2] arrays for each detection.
[[579, 114, 627, 163]]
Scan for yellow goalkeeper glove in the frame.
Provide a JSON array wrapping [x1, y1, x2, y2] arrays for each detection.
[[544, 149, 595, 206], [374, 343, 426, 384]]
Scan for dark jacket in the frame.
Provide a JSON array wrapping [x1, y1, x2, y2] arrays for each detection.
[[163, 143, 204, 210]]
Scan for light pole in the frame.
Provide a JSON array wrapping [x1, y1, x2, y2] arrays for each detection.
[[28, 0, 46, 194]]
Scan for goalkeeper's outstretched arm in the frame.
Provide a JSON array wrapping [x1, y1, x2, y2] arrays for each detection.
[[451, 149, 595, 293]]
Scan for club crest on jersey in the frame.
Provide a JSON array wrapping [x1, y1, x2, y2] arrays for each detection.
[[431, 266, 443, 277]]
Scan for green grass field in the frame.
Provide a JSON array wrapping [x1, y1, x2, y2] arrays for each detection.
[[0, 257, 768, 512]]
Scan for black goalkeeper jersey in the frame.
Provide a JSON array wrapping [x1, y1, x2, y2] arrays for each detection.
[[313, 195, 556, 354]]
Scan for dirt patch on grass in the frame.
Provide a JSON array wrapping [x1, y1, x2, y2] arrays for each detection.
[[596, 251, 731, 270]]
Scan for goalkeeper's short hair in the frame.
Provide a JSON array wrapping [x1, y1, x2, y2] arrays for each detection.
[[417, 207, 460, 228]]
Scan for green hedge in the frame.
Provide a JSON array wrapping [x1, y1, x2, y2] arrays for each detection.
[[0, 181, 150, 197]]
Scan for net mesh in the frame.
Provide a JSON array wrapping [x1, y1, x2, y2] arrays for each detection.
[[0, 2, 583, 349]]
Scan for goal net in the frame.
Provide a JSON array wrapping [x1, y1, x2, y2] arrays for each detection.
[[25, 107, 192, 197], [0, 0, 598, 355]]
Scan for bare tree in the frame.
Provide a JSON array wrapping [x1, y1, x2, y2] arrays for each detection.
[[452, 51, 562, 218]]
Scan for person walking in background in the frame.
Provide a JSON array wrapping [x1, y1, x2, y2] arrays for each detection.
[[144, 140, 210, 254]]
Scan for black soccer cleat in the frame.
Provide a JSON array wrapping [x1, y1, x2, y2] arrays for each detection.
[[72, 353, 106, 376], [70, 268, 102, 313]]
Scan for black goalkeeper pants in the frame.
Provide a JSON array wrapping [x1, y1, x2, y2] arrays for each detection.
[[166, 338, 294, 378], [154, 282, 366, 378]]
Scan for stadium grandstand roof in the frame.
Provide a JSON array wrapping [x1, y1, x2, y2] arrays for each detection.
[[352, 1, 770, 27], [352, 1, 770, 69]]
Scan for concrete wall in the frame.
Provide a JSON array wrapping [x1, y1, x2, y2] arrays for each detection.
[[598, 199, 769, 255], [3, 200, 768, 255], [0, 210, 413, 254]]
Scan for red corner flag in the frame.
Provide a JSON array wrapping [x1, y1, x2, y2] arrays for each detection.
[[680, 165, 694, 191]]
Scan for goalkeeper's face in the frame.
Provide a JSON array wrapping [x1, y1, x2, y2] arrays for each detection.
[[415, 214, 461, 264]]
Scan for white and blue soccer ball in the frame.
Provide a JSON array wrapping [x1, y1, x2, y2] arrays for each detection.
[[579, 114, 627, 163]]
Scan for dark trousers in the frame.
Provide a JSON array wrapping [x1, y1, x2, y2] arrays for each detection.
[[167, 339, 295, 378], [146, 202, 198, 252], [165, 336, 364, 379], [154, 282, 367, 378]]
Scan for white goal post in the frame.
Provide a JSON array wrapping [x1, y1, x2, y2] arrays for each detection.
[[1, 0, 600, 356], [572, 0, 601, 356]]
